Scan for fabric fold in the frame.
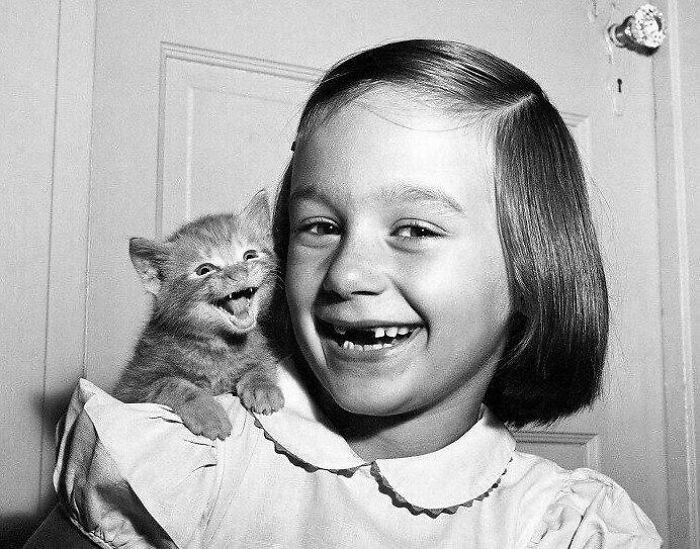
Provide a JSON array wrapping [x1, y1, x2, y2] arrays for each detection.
[[54, 379, 245, 549], [529, 468, 662, 548]]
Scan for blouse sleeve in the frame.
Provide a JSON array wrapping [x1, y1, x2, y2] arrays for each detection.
[[528, 468, 662, 549], [53, 379, 262, 549]]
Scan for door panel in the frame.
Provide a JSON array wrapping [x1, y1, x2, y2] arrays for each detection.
[[159, 44, 317, 234], [84, 1, 668, 539], [515, 431, 601, 471]]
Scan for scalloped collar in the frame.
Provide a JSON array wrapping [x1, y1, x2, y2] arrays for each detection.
[[253, 361, 515, 515]]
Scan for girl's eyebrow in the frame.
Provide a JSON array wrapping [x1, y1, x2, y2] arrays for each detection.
[[290, 182, 465, 214], [382, 183, 465, 214], [289, 183, 321, 204]]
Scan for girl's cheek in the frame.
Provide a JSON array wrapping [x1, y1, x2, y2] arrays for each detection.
[[286, 244, 327, 295], [288, 240, 319, 267]]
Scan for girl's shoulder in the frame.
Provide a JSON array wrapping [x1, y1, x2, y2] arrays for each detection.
[[54, 376, 662, 548], [54, 378, 259, 548], [506, 450, 662, 548]]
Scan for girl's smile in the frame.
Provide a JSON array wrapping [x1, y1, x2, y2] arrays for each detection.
[[315, 317, 424, 362], [286, 93, 512, 456], [316, 318, 422, 353]]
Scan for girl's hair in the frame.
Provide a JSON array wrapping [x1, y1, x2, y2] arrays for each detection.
[[273, 39, 608, 428]]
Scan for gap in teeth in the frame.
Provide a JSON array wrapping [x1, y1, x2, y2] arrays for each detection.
[[330, 323, 416, 350], [333, 325, 412, 338]]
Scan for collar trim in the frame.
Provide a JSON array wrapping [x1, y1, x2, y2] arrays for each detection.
[[253, 416, 364, 478], [252, 362, 516, 516], [369, 459, 512, 518], [252, 416, 512, 517]]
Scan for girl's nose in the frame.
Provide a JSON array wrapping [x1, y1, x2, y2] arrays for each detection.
[[321, 232, 388, 299]]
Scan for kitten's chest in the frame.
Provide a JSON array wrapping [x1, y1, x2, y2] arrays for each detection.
[[190, 341, 249, 394]]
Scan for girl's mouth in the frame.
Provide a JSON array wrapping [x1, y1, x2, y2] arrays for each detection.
[[316, 319, 420, 352]]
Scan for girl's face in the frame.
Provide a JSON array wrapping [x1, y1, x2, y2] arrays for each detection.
[[287, 96, 511, 421]]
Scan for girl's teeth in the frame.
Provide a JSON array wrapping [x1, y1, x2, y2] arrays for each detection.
[[340, 341, 395, 351], [334, 324, 417, 350], [333, 324, 413, 337]]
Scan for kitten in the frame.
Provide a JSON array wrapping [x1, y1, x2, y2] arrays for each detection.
[[112, 191, 284, 440]]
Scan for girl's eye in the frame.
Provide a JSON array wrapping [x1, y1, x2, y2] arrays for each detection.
[[195, 263, 219, 276], [300, 220, 340, 236], [243, 249, 258, 261], [392, 223, 441, 239]]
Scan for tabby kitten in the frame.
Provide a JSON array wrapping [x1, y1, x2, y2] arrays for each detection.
[[113, 191, 284, 440]]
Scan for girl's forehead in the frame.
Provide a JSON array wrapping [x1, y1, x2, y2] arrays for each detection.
[[294, 92, 491, 169], [291, 96, 494, 207], [297, 90, 490, 162]]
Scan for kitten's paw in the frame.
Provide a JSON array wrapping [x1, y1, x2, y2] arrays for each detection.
[[175, 395, 232, 440], [237, 380, 285, 415]]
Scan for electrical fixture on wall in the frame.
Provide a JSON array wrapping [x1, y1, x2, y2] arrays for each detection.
[[607, 4, 666, 55]]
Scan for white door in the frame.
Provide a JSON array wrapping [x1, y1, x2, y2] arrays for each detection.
[[81, 0, 669, 541]]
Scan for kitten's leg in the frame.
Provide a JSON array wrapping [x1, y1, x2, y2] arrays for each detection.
[[235, 359, 284, 415], [148, 377, 232, 440]]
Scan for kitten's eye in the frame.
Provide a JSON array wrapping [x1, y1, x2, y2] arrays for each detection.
[[243, 249, 258, 261], [195, 263, 219, 276]]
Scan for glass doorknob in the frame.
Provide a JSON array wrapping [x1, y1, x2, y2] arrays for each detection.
[[608, 4, 666, 54]]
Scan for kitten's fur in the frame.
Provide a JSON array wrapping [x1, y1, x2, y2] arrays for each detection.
[[113, 192, 284, 440]]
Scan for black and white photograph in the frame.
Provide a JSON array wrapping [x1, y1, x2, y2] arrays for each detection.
[[1, 1, 697, 547]]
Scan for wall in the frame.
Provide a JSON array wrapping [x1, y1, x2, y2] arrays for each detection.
[[0, 1, 94, 545]]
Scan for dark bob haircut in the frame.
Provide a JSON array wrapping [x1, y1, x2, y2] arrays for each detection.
[[272, 39, 608, 428]]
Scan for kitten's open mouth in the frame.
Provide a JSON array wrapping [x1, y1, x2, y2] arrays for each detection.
[[214, 287, 258, 332]]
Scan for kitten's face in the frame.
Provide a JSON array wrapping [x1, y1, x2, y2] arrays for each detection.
[[165, 229, 275, 335], [131, 194, 277, 336]]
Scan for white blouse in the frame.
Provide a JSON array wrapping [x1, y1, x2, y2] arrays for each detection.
[[54, 363, 661, 548]]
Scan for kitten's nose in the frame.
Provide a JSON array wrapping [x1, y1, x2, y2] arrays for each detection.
[[222, 264, 248, 284]]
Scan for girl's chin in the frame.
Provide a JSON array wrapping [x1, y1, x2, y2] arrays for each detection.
[[317, 373, 416, 418], [299, 332, 426, 417]]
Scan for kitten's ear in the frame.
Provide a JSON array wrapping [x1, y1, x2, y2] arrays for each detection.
[[129, 237, 169, 295], [241, 190, 271, 233]]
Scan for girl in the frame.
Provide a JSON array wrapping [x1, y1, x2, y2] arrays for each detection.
[[51, 40, 660, 548]]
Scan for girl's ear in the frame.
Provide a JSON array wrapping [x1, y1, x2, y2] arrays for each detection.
[[129, 237, 169, 295], [241, 190, 271, 234]]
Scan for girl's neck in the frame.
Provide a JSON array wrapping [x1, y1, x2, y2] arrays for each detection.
[[342, 402, 483, 461]]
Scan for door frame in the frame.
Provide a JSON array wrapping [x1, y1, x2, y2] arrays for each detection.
[[653, 1, 700, 547], [38, 0, 96, 513]]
